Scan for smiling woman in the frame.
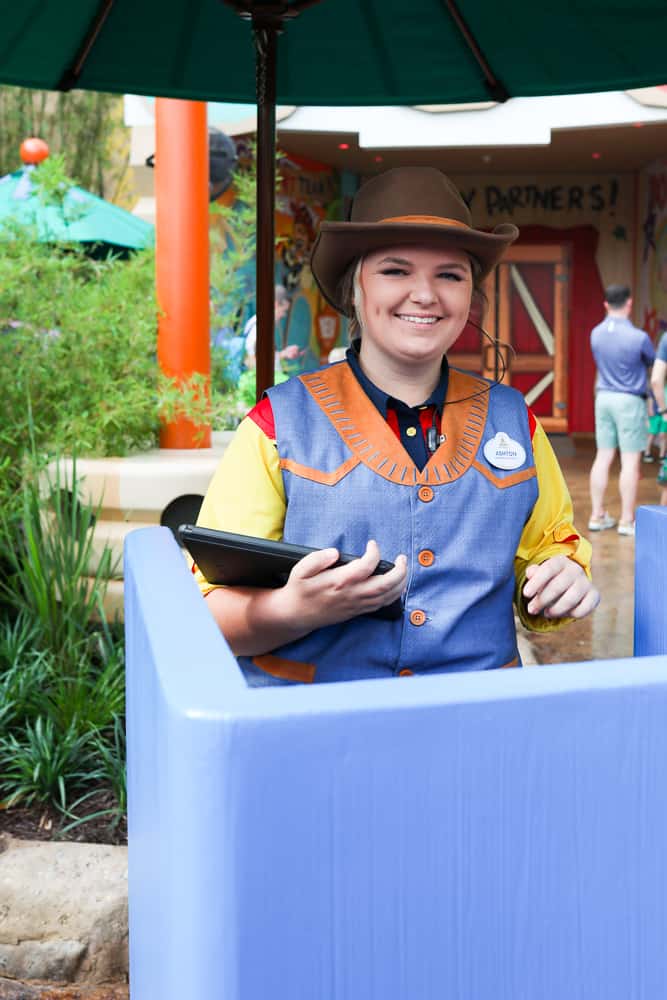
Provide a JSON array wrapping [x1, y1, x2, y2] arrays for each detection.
[[192, 166, 599, 686], [351, 247, 474, 393]]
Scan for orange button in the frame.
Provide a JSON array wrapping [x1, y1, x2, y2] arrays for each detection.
[[418, 549, 435, 567], [409, 609, 427, 626], [398, 668, 414, 677], [418, 486, 434, 503]]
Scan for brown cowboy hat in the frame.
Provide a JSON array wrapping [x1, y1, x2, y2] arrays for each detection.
[[310, 166, 518, 315]]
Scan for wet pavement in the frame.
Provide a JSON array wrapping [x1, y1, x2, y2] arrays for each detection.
[[520, 437, 664, 666]]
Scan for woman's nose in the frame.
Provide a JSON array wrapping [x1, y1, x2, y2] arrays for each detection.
[[409, 278, 437, 305]]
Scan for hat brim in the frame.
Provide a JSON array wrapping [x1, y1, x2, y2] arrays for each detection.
[[310, 221, 519, 315]]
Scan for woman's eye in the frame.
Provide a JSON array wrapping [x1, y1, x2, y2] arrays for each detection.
[[439, 271, 463, 281], [379, 267, 408, 276]]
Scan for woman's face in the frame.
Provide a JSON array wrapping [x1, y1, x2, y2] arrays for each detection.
[[357, 245, 473, 370]]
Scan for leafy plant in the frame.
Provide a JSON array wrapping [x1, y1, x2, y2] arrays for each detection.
[[0, 649, 52, 731], [209, 145, 259, 344], [209, 141, 285, 345], [29, 152, 90, 233], [0, 611, 42, 671], [92, 714, 127, 817], [0, 235, 160, 516], [0, 460, 127, 824], [1, 459, 116, 667], [60, 714, 128, 835], [0, 716, 97, 812]]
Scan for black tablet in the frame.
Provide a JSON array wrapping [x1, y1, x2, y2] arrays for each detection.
[[179, 525, 403, 620]]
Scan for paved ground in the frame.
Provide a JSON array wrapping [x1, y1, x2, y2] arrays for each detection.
[[520, 436, 664, 666]]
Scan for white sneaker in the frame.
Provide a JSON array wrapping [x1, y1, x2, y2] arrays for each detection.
[[588, 513, 617, 531], [617, 522, 635, 537]]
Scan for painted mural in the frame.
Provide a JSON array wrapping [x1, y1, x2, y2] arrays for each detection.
[[447, 171, 636, 433], [209, 147, 345, 378], [638, 159, 667, 341], [451, 171, 634, 289], [276, 154, 345, 368]]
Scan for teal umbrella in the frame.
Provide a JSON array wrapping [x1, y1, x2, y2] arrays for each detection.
[[1, 0, 664, 393], [0, 165, 154, 251]]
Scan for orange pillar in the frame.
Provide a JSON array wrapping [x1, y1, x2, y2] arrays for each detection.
[[155, 99, 211, 448]]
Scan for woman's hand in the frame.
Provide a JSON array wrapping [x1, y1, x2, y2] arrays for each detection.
[[522, 555, 600, 620], [206, 540, 407, 656], [282, 539, 408, 631]]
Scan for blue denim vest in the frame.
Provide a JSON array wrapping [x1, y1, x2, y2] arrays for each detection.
[[240, 362, 538, 685]]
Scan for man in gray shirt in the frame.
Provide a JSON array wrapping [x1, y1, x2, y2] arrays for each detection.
[[589, 284, 656, 536]]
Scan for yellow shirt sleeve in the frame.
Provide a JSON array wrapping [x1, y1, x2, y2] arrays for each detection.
[[191, 417, 286, 596], [514, 417, 593, 632]]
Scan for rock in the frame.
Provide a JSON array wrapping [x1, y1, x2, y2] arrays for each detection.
[[0, 978, 127, 998], [0, 837, 128, 986]]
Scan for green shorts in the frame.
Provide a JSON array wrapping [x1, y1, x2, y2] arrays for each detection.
[[595, 391, 647, 453], [648, 390, 667, 435]]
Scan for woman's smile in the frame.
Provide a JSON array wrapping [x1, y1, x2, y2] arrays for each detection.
[[395, 313, 441, 326], [356, 245, 474, 384]]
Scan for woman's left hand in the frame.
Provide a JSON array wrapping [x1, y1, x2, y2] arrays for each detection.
[[522, 555, 600, 620]]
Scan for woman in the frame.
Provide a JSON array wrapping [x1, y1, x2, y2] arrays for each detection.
[[194, 167, 598, 685]]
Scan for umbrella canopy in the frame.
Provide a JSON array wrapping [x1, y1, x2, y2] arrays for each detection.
[[2, 0, 665, 401], [0, 165, 155, 250], [1, 0, 666, 105]]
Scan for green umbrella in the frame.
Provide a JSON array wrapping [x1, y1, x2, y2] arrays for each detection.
[[1, 0, 665, 104], [1, 0, 664, 394], [0, 165, 155, 251]]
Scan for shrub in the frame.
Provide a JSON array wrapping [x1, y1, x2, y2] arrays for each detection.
[[0, 459, 126, 826], [0, 236, 159, 463]]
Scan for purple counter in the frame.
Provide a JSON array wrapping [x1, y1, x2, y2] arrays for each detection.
[[125, 507, 667, 1000]]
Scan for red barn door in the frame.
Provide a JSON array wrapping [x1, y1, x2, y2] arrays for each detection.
[[450, 244, 570, 433]]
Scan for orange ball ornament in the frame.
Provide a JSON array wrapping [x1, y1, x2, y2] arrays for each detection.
[[20, 137, 50, 165]]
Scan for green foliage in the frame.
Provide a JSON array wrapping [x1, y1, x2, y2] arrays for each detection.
[[209, 142, 284, 342], [0, 234, 160, 513], [1, 461, 116, 663], [61, 714, 128, 833], [0, 460, 126, 823], [0, 86, 130, 202], [0, 716, 97, 812], [29, 152, 90, 232], [209, 148, 258, 342]]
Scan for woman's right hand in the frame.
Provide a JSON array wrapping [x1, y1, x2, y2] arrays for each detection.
[[206, 540, 408, 656], [281, 539, 408, 631]]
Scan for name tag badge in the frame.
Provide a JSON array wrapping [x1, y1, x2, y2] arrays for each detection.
[[483, 432, 526, 471]]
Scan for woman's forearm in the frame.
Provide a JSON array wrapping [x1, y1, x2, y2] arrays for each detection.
[[204, 585, 310, 656]]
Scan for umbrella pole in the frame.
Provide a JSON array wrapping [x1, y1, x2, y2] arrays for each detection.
[[252, 13, 278, 402], [226, 1, 322, 401]]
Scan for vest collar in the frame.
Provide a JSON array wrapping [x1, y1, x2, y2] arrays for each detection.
[[300, 361, 489, 486]]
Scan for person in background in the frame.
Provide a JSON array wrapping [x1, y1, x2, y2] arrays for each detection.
[[237, 284, 303, 408], [193, 167, 598, 687], [643, 388, 666, 464], [243, 284, 299, 370], [651, 329, 667, 506], [588, 285, 656, 537]]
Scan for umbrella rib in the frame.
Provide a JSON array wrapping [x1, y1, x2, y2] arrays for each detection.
[[56, 0, 116, 91], [440, 0, 510, 103]]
